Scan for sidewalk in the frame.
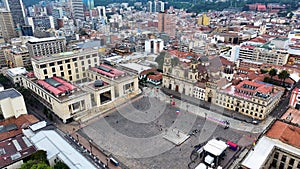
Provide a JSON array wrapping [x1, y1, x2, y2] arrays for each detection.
[[58, 123, 122, 169]]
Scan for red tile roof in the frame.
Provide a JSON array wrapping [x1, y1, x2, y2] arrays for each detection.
[[0, 134, 37, 168], [281, 108, 300, 124], [0, 115, 39, 141], [266, 121, 300, 149], [148, 74, 162, 81]]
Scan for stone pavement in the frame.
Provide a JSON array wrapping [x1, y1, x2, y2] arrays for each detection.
[[143, 87, 274, 134], [58, 122, 122, 169]]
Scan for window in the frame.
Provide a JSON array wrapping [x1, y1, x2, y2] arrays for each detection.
[[69, 76, 72, 81], [274, 152, 279, 159], [281, 155, 287, 162], [86, 55, 90, 58], [82, 67, 85, 71], [271, 159, 277, 167], [74, 62, 78, 67], [289, 158, 295, 165], [40, 64, 46, 68], [52, 67, 56, 72], [68, 70, 72, 75], [49, 62, 54, 66], [279, 162, 284, 169], [81, 61, 85, 65], [88, 59, 91, 64], [65, 59, 70, 63], [43, 69, 47, 74], [72, 58, 77, 61], [57, 61, 62, 64], [61, 72, 64, 76], [60, 66, 63, 71], [67, 64, 71, 69]]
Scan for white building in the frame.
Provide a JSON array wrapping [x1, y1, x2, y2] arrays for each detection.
[[145, 39, 164, 54], [6, 67, 27, 86], [0, 88, 27, 119], [24, 130, 97, 169]]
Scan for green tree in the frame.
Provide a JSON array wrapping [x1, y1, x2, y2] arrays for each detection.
[[54, 161, 69, 169], [155, 51, 168, 70], [30, 150, 48, 164], [268, 68, 277, 80], [278, 70, 290, 86], [20, 161, 52, 169], [30, 162, 52, 169], [171, 57, 180, 67]]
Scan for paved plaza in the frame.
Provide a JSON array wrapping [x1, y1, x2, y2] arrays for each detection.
[[80, 89, 260, 169]]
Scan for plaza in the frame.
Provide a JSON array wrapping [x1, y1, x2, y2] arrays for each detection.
[[80, 89, 258, 169]]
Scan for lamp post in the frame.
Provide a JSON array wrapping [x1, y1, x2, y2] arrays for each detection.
[[76, 134, 79, 142], [89, 139, 93, 154]]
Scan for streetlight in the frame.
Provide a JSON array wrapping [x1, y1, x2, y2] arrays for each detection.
[[76, 134, 79, 142], [89, 139, 93, 154], [186, 104, 189, 112]]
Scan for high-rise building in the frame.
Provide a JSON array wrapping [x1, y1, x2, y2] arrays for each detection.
[[96, 6, 106, 22], [26, 16, 55, 32], [26, 37, 66, 57], [158, 12, 176, 37], [154, 1, 164, 13], [83, 0, 94, 10], [2, 0, 25, 28], [197, 13, 210, 26], [0, 9, 17, 41], [52, 7, 65, 29], [145, 39, 164, 54], [71, 0, 84, 21], [147, 1, 164, 13], [147, 1, 152, 12], [21, 25, 34, 36]]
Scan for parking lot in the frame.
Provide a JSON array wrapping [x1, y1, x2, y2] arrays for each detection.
[[81, 96, 257, 169]]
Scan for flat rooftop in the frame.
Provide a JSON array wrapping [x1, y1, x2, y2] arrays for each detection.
[[28, 130, 96, 169], [6, 67, 27, 77], [0, 88, 22, 100], [32, 49, 98, 63], [27, 36, 65, 43]]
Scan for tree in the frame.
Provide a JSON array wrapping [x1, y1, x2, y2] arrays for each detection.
[[155, 51, 168, 70], [20, 161, 52, 169], [54, 161, 69, 169], [268, 68, 277, 80], [29, 150, 49, 164], [171, 57, 180, 67], [278, 70, 290, 86]]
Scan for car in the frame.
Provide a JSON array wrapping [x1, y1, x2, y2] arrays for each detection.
[[252, 120, 258, 125]]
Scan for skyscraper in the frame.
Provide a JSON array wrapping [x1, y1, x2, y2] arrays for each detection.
[[83, 0, 94, 10], [0, 9, 17, 41], [71, 0, 84, 21], [158, 12, 176, 37], [2, 0, 25, 28]]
